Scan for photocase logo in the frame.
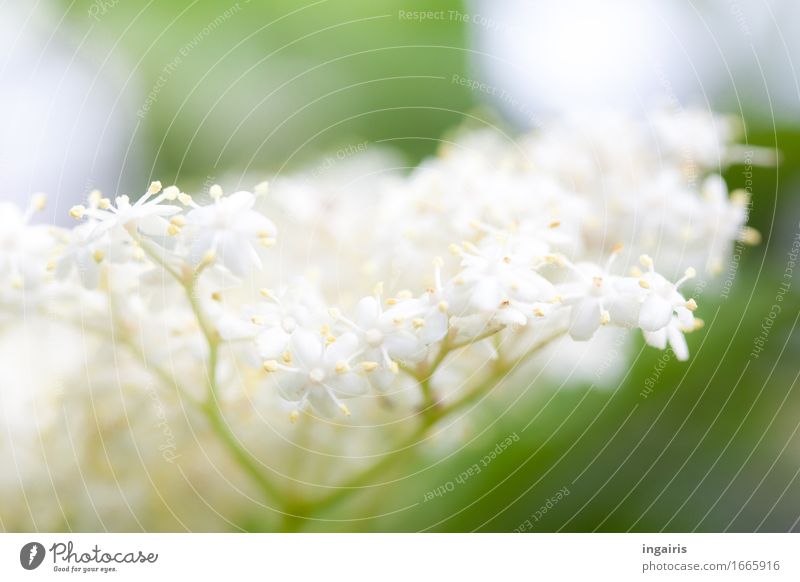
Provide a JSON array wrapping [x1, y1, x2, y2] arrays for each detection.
[[20, 542, 46, 570]]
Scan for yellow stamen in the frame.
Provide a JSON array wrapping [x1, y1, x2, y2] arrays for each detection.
[[360, 361, 379, 372], [741, 226, 761, 245], [163, 185, 180, 200]]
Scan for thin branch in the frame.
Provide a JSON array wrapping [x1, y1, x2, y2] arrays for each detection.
[[291, 327, 568, 522]]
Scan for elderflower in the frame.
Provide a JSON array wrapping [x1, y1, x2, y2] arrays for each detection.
[[0, 195, 53, 291], [185, 189, 277, 276], [561, 253, 642, 341], [265, 329, 368, 417], [70, 181, 181, 239], [0, 108, 766, 530], [636, 257, 698, 333], [447, 235, 556, 327], [250, 282, 327, 360]]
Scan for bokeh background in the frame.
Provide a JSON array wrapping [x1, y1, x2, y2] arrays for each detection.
[[2, 0, 799, 531]]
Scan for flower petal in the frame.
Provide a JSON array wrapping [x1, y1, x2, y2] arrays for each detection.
[[643, 328, 667, 350], [674, 305, 694, 328], [224, 191, 256, 212], [638, 294, 673, 331], [255, 327, 290, 359], [421, 311, 448, 344], [493, 306, 527, 327], [331, 373, 369, 398], [470, 278, 503, 311], [290, 329, 323, 368], [568, 297, 601, 341], [369, 368, 397, 393], [239, 212, 277, 238], [667, 324, 689, 361], [324, 332, 361, 365], [275, 372, 307, 402], [384, 330, 425, 362], [607, 294, 640, 328], [188, 231, 217, 266], [218, 232, 255, 276], [307, 388, 340, 417], [354, 296, 380, 328]]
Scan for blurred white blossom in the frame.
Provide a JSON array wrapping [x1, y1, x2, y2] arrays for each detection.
[[0, 110, 760, 529]]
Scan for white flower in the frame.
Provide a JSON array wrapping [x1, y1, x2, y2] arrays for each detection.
[[251, 284, 326, 360], [636, 256, 697, 333], [448, 236, 556, 326], [651, 109, 736, 169], [70, 182, 181, 239], [561, 250, 642, 341], [643, 316, 701, 362], [0, 110, 763, 527], [54, 222, 105, 289], [352, 295, 426, 362], [58, 190, 180, 289], [399, 261, 450, 346], [0, 195, 53, 290], [696, 175, 757, 273], [185, 189, 277, 276], [266, 329, 368, 417], [326, 287, 424, 392]]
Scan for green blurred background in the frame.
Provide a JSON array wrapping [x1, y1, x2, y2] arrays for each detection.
[[40, 0, 800, 531]]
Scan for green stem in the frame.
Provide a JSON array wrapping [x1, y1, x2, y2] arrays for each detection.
[[290, 413, 439, 520], [190, 280, 283, 507], [130, 229, 569, 527], [418, 374, 437, 411], [293, 327, 568, 522], [291, 374, 496, 519], [413, 322, 508, 420], [202, 371, 283, 505], [131, 230, 283, 509]]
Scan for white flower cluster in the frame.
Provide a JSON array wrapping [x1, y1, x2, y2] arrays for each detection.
[[0, 109, 768, 530], [0, 111, 758, 425]]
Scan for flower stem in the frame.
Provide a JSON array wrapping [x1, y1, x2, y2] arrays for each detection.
[[201, 363, 283, 507], [188, 281, 284, 508], [291, 328, 566, 525], [413, 323, 504, 419], [131, 231, 283, 510]]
